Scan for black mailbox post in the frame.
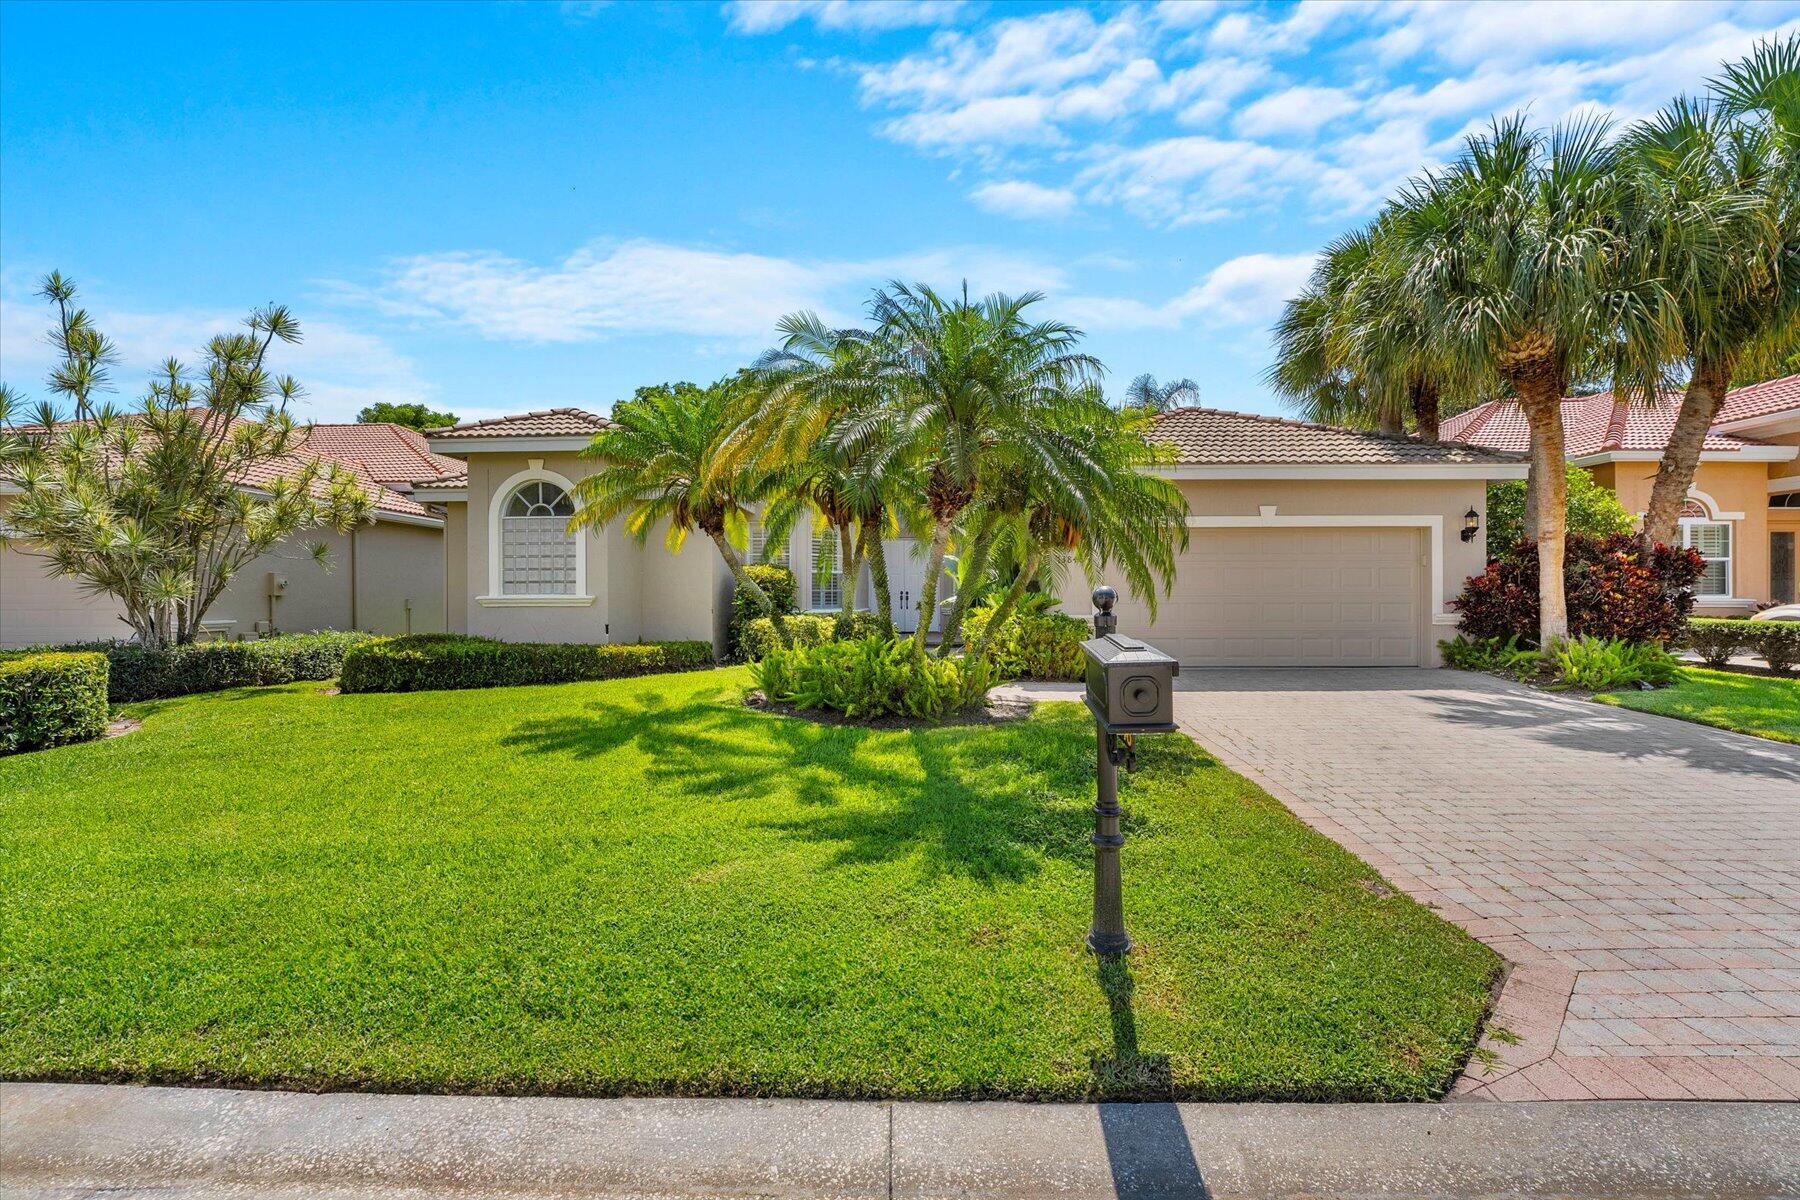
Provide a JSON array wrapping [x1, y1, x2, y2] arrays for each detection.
[[1079, 586, 1180, 956]]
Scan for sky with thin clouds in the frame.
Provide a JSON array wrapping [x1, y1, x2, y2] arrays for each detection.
[[3, 0, 1796, 424]]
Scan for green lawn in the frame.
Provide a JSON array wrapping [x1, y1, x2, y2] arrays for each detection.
[[0, 668, 1497, 1101], [1594, 666, 1800, 745]]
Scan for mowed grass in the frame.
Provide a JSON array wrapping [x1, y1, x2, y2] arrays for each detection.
[[0, 669, 1498, 1100], [1594, 666, 1800, 745]]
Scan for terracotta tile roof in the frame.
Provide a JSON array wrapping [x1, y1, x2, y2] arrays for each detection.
[[300, 423, 464, 486], [1441, 389, 1779, 455], [1148, 407, 1527, 465], [412, 469, 468, 490], [1716, 372, 1800, 424], [235, 453, 436, 519], [429, 407, 613, 439]]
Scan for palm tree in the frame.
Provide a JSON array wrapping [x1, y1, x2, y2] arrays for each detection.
[[1270, 216, 1457, 440], [1390, 115, 1682, 645], [964, 403, 1187, 665], [1632, 43, 1800, 548], [570, 377, 792, 647], [850, 282, 1107, 653], [1119, 374, 1199, 413]]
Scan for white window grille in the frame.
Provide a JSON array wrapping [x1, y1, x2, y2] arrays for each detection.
[[1681, 520, 1732, 598], [501, 481, 577, 595], [810, 533, 842, 610]]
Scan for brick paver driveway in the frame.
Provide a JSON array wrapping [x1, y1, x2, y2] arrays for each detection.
[[1006, 669, 1800, 1101]]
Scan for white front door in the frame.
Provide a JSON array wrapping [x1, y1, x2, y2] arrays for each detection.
[[885, 539, 950, 634]]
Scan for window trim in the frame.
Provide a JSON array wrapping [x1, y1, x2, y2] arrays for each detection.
[[1679, 517, 1734, 600], [484, 464, 590, 605]]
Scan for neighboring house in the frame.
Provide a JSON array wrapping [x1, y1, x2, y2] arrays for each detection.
[[423, 405, 1527, 667], [1443, 373, 1800, 613], [0, 422, 453, 647]]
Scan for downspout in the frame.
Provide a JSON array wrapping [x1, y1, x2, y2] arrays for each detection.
[[349, 527, 360, 631]]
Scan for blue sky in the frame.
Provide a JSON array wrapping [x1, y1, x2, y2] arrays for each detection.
[[4, 0, 1797, 425]]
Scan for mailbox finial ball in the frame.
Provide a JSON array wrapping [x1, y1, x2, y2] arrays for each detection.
[[1092, 585, 1117, 613]]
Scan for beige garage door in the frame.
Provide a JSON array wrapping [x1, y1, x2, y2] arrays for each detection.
[[1125, 527, 1424, 667]]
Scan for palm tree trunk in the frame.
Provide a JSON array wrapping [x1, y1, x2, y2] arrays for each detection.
[[1642, 358, 1732, 549], [911, 515, 954, 655], [1410, 379, 1441, 441], [1376, 409, 1405, 435], [708, 528, 791, 650], [864, 521, 895, 639], [1522, 457, 1539, 540], [837, 521, 857, 623], [1512, 368, 1570, 646], [967, 547, 1042, 665], [936, 510, 999, 657]]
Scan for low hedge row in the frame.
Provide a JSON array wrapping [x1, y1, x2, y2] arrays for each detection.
[[50, 631, 376, 702], [739, 613, 885, 660], [0, 651, 110, 755], [339, 634, 716, 693], [1683, 618, 1800, 673], [963, 606, 1088, 681], [750, 636, 989, 720]]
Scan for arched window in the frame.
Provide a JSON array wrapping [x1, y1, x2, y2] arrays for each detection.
[[501, 480, 577, 595]]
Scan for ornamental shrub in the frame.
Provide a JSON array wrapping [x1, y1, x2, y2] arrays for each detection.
[[48, 631, 375, 702], [1548, 636, 1680, 690], [751, 637, 989, 721], [728, 564, 797, 660], [0, 651, 110, 754], [339, 634, 714, 693], [1683, 618, 1800, 674], [738, 612, 884, 660], [963, 604, 1088, 681], [1452, 534, 1705, 647], [1484, 465, 1636, 553]]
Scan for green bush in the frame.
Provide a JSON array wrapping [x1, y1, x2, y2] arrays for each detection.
[[1484, 465, 1635, 552], [1549, 636, 1680, 691], [751, 636, 990, 721], [0, 652, 110, 754], [1683, 617, 1800, 674], [1439, 634, 1539, 676], [963, 605, 1087, 681], [729, 564, 797, 660], [738, 612, 884, 660], [46, 631, 375, 703], [340, 634, 715, 693]]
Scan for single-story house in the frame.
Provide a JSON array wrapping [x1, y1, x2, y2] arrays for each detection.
[[1442, 373, 1800, 613], [0, 422, 454, 647], [422, 405, 1528, 667]]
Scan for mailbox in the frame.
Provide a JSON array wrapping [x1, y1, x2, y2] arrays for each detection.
[[1082, 632, 1180, 732]]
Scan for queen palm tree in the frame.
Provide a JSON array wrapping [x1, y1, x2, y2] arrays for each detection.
[[1632, 44, 1800, 548], [1390, 114, 1682, 645], [849, 282, 1108, 653], [570, 377, 792, 647]]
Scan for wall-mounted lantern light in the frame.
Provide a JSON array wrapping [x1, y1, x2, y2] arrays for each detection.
[[1460, 508, 1481, 543]]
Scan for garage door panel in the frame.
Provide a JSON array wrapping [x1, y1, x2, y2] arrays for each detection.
[[1127, 527, 1423, 667]]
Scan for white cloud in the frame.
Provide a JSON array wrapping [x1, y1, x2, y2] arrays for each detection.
[[807, 0, 1800, 226], [723, 0, 966, 35], [1167, 252, 1316, 325], [0, 291, 432, 423], [968, 179, 1079, 219]]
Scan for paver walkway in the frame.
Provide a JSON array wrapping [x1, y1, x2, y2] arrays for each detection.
[[1003, 670, 1800, 1101]]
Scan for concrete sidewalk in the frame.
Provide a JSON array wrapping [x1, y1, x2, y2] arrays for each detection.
[[5, 1083, 1799, 1200]]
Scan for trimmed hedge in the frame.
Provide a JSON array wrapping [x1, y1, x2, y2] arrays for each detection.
[[739, 612, 884, 661], [339, 634, 716, 693], [963, 606, 1087, 681], [1683, 618, 1800, 674], [1, 651, 110, 754], [50, 631, 376, 703], [729, 564, 798, 660]]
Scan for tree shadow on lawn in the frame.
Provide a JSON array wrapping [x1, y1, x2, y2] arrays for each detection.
[[502, 691, 1093, 884]]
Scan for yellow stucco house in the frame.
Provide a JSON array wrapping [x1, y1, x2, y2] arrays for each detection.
[[1443, 373, 1800, 614]]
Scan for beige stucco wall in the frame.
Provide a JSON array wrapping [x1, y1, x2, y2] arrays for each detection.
[[1589, 459, 1773, 612], [1068, 477, 1492, 668], [1, 493, 443, 645], [446, 450, 726, 653]]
